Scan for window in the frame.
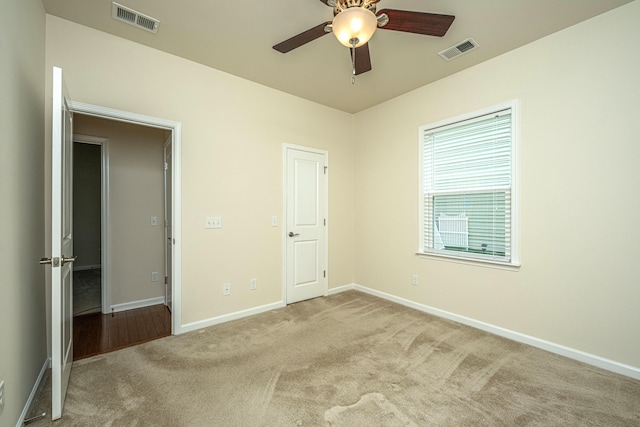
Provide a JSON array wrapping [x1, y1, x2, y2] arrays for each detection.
[[419, 102, 518, 266]]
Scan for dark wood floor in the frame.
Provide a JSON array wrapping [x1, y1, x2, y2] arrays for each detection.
[[73, 304, 171, 361]]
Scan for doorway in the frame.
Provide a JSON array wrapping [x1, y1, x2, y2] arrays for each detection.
[[68, 101, 182, 335], [72, 141, 103, 316], [71, 114, 173, 359]]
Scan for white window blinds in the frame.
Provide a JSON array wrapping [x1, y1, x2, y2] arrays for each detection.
[[422, 108, 513, 263]]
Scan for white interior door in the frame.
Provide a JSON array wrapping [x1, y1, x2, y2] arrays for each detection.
[[163, 137, 173, 312], [51, 66, 75, 420], [285, 146, 328, 304]]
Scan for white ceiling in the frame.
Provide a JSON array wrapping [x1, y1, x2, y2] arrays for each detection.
[[41, 0, 632, 113]]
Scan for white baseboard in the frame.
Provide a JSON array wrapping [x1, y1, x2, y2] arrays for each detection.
[[332, 283, 640, 380], [17, 357, 50, 427], [179, 301, 286, 334], [110, 296, 165, 313], [328, 284, 356, 295]]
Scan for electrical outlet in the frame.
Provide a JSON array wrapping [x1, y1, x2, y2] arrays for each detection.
[[0, 380, 5, 412], [223, 283, 231, 296], [411, 275, 418, 286], [250, 279, 257, 290], [151, 272, 159, 282]]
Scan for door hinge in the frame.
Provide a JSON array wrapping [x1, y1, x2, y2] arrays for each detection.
[[324, 218, 326, 226], [324, 270, 326, 278], [324, 166, 328, 174], [164, 162, 168, 171], [165, 276, 168, 285]]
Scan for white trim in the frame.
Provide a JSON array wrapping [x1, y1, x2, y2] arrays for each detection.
[[327, 284, 357, 295], [163, 135, 172, 314], [331, 285, 640, 380], [73, 134, 111, 313], [68, 101, 183, 335], [282, 143, 329, 304], [72, 134, 106, 145], [416, 252, 521, 271], [180, 301, 286, 334], [172, 122, 182, 334], [110, 296, 165, 313], [69, 101, 174, 130], [16, 357, 51, 427]]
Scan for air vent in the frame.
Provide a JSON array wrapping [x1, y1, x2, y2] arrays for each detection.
[[112, 2, 159, 33], [438, 38, 479, 61]]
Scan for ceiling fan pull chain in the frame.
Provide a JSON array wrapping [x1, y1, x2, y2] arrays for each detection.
[[351, 41, 357, 84]]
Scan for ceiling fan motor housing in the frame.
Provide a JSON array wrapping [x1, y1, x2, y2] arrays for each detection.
[[333, 0, 379, 16]]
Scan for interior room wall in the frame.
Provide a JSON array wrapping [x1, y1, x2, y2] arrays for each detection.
[[74, 115, 167, 307], [45, 15, 355, 326], [0, 0, 47, 424], [73, 142, 102, 270], [353, 1, 640, 368]]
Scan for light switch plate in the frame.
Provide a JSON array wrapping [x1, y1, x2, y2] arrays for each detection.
[[205, 216, 222, 229], [150, 216, 158, 226], [271, 216, 278, 227]]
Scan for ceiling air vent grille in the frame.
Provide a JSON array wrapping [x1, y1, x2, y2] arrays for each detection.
[[112, 2, 159, 33], [438, 38, 479, 61]]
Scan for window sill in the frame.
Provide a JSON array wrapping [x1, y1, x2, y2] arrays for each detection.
[[416, 251, 521, 271]]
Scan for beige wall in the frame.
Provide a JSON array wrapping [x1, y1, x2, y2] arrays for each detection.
[[0, 0, 47, 424], [45, 15, 355, 325], [74, 115, 167, 307], [353, 2, 640, 367]]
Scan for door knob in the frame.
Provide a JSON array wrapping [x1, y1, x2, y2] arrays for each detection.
[[288, 232, 300, 237], [61, 255, 77, 266]]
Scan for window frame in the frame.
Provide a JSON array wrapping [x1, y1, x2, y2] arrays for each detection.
[[417, 100, 520, 269]]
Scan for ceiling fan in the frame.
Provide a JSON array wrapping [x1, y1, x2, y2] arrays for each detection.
[[273, 0, 455, 79]]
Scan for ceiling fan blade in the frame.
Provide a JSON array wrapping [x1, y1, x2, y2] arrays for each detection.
[[318, 0, 333, 5], [377, 9, 455, 37], [273, 22, 331, 53], [351, 43, 372, 75]]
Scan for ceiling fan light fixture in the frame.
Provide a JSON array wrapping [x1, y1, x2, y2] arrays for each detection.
[[332, 7, 377, 48]]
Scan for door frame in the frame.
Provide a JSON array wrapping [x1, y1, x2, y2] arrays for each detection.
[[73, 135, 110, 314], [163, 135, 173, 313], [282, 143, 329, 304], [69, 101, 183, 334]]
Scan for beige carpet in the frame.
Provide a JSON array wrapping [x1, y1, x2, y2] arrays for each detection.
[[29, 291, 640, 426]]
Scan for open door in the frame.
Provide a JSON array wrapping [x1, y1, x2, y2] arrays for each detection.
[[51, 66, 75, 420]]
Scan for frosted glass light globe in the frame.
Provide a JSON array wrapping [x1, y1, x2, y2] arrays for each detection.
[[332, 7, 377, 48]]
